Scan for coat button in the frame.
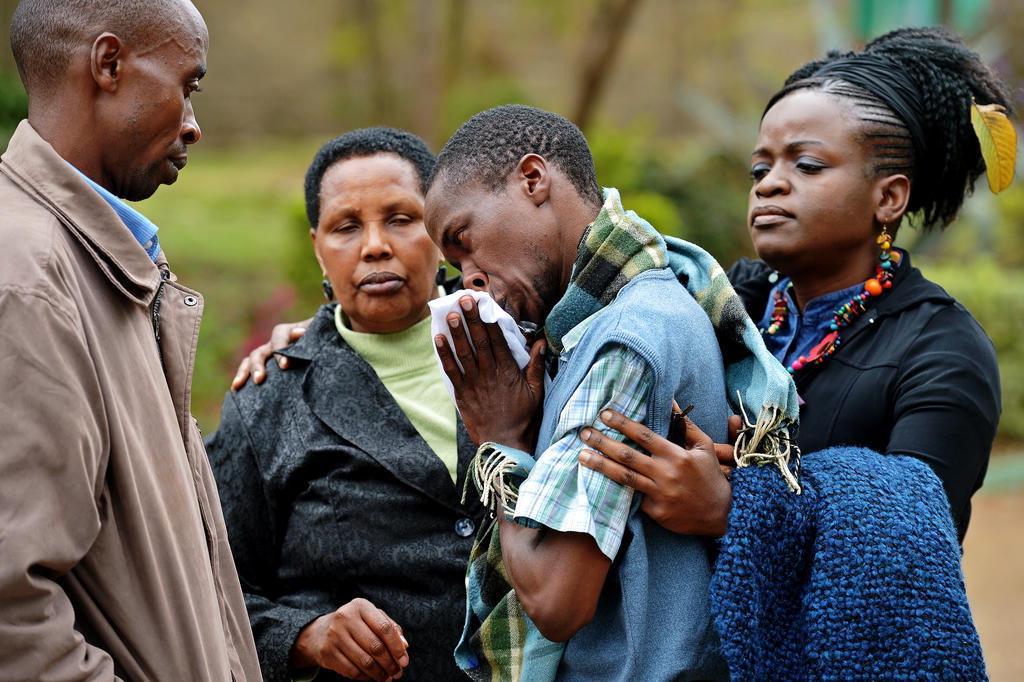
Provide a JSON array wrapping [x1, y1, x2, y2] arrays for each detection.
[[455, 517, 475, 537], [183, 295, 199, 307]]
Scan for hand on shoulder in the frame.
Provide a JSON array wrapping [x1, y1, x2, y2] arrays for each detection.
[[231, 318, 312, 391]]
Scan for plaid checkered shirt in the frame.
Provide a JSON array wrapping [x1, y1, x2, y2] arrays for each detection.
[[495, 312, 653, 560]]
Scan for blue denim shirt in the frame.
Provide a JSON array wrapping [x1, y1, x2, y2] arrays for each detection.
[[758, 277, 866, 367], [68, 163, 161, 261]]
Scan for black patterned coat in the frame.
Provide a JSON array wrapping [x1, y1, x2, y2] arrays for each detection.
[[206, 305, 483, 681]]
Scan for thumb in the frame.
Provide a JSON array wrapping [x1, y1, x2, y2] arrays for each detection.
[[525, 339, 547, 393], [727, 414, 742, 444]]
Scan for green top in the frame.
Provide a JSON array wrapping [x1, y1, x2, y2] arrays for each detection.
[[335, 306, 459, 483]]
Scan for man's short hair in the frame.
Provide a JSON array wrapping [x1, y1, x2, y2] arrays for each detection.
[[10, 0, 184, 94], [430, 104, 603, 206], [304, 127, 437, 228]]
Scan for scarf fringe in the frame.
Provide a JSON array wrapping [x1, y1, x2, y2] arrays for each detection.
[[733, 392, 802, 494], [463, 445, 525, 518]]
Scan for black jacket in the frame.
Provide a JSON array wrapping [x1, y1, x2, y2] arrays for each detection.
[[206, 306, 483, 681], [727, 253, 1000, 541]]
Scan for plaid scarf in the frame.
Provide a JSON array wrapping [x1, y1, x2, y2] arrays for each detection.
[[455, 188, 801, 681], [455, 445, 563, 681], [544, 188, 667, 353], [549, 188, 801, 491]]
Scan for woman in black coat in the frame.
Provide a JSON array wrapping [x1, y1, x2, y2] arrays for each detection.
[[578, 27, 1006, 544], [206, 129, 482, 681]]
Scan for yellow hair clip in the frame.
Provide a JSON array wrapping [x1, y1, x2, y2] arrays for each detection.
[[970, 100, 1017, 193]]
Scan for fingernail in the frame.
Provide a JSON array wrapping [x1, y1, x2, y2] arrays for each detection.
[[448, 315, 460, 328], [600, 409, 613, 422], [400, 635, 409, 647], [400, 654, 410, 666], [581, 428, 592, 442], [295, 327, 306, 334], [277, 357, 288, 369], [434, 335, 444, 347], [579, 450, 591, 463], [460, 296, 473, 311]]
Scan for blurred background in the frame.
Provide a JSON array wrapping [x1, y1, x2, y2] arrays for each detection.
[[1, 0, 1021, 677]]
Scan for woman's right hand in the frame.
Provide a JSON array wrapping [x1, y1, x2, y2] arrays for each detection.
[[578, 410, 740, 537], [231, 318, 312, 390], [289, 598, 409, 681]]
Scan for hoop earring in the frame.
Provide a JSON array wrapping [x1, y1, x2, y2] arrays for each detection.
[[322, 277, 334, 301]]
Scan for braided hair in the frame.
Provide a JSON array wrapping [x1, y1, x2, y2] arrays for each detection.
[[764, 26, 1012, 231]]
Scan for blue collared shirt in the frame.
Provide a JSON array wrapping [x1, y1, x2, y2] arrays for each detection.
[[758, 277, 866, 368], [69, 164, 161, 261]]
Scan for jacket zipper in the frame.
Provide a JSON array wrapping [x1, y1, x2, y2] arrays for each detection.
[[151, 267, 171, 368]]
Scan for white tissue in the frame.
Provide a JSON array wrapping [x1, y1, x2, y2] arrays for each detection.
[[429, 289, 531, 407]]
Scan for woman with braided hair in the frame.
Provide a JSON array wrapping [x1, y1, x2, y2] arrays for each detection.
[[580, 25, 1010, 545], [576, 25, 1009, 678]]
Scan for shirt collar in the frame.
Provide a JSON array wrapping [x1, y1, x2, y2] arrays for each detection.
[[771, 276, 870, 319], [67, 163, 161, 261]]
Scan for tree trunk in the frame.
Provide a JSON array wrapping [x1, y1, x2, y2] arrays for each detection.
[[355, 0, 393, 121], [571, 0, 644, 132], [412, 0, 441, 143]]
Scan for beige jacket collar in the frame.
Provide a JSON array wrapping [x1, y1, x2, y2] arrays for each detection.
[[0, 120, 163, 305]]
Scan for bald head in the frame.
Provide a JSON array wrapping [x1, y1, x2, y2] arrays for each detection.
[[10, 0, 204, 95]]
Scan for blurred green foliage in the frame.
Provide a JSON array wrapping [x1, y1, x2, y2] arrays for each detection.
[[589, 123, 753, 260], [0, 70, 27, 146]]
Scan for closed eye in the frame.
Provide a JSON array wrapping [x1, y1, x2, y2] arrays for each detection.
[[796, 161, 826, 174], [750, 162, 771, 182], [444, 225, 467, 248]]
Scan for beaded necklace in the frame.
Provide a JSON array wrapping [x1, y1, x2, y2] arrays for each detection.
[[762, 229, 900, 375]]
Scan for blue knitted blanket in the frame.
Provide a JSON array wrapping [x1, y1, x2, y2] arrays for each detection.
[[711, 446, 987, 681]]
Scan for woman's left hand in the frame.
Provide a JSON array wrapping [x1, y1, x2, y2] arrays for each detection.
[[578, 409, 737, 537], [435, 295, 546, 451]]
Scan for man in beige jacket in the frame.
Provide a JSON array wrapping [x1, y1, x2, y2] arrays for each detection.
[[0, 1, 262, 679]]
